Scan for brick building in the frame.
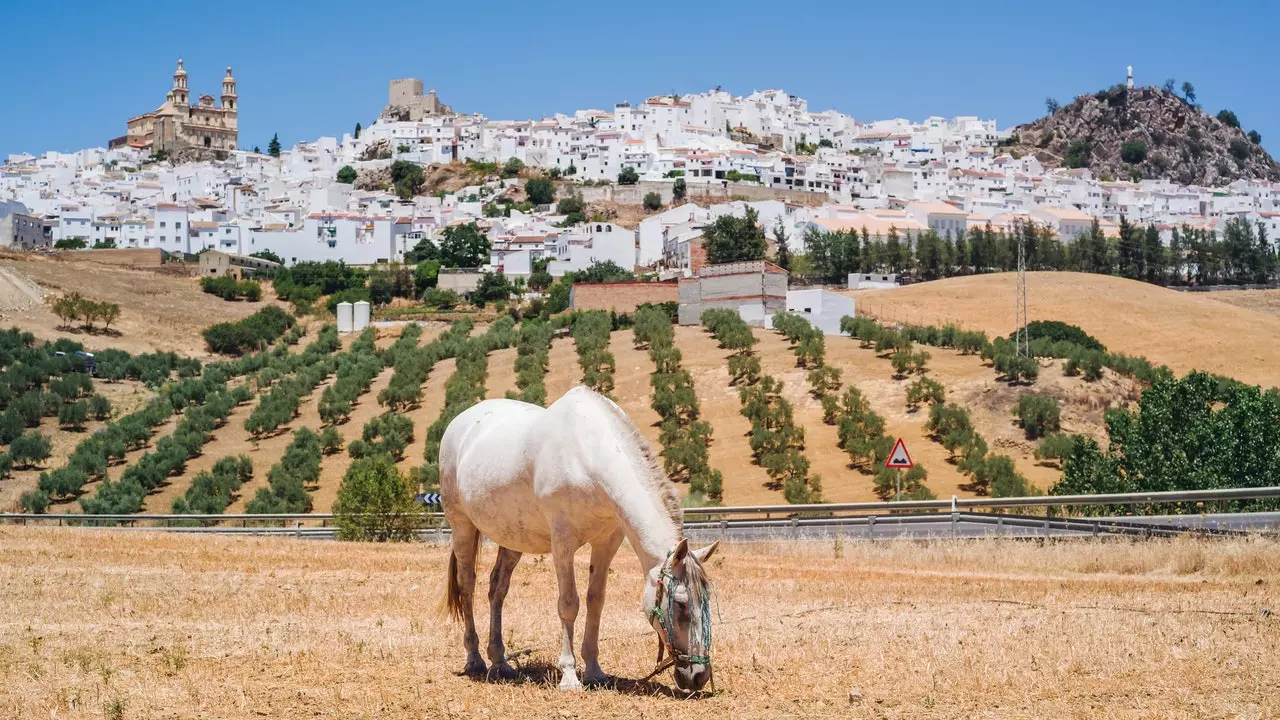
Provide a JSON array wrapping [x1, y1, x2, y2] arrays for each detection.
[[569, 281, 678, 313]]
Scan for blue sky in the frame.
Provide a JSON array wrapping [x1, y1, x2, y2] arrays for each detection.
[[2, 0, 1277, 160]]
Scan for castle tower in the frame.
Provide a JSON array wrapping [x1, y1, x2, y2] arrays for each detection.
[[169, 58, 189, 106], [221, 66, 237, 111], [1126, 65, 1134, 90]]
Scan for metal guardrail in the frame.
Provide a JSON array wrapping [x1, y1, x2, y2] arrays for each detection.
[[680, 486, 1280, 516], [1, 487, 1276, 534]]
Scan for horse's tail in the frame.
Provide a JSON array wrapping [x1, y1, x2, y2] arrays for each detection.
[[442, 528, 480, 622]]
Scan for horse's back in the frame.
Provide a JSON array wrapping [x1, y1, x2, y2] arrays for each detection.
[[441, 398, 551, 553]]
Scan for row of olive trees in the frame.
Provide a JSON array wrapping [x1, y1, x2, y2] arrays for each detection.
[[570, 311, 615, 395], [18, 335, 299, 514], [772, 312, 843, 398], [507, 320, 554, 406], [243, 326, 341, 437], [171, 455, 254, 515], [827, 385, 932, 500], [20, 374, 250, 513], [378, 320, 474, 411], [319, 327, 385, 425], [634, 306, 722, 504], [925, 403, 1037, 497], [78, 385, 243, 514], [702, 309, 822, 504], [246, 427, 322, 513]]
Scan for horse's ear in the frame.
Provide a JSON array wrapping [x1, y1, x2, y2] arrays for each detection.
[[671, 538, 689, 565], [692, 541, 719, 564]]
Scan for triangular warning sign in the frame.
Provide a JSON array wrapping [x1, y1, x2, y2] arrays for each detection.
[[885, 437, 914, 469]]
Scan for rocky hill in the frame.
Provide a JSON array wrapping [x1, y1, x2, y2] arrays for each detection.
[[1007, 86, 1279, 186]]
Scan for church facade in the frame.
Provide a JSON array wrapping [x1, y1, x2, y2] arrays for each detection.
[[120, 60, 238, 155]]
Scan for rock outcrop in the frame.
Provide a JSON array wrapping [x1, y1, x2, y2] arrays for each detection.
[[1008, 86, 1279, 186]]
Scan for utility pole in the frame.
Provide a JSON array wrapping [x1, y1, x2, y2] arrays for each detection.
[[1015, 228, 1029, 357]]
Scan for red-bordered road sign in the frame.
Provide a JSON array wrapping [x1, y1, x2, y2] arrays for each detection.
[[885, 437, 914, 469]]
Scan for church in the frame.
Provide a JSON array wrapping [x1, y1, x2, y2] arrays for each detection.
[[116, 60, 238, 156]]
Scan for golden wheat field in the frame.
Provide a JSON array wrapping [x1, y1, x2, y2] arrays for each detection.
[[2, 527, 1278, 719]]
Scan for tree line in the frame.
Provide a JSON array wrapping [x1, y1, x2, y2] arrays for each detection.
[[698, 208, 1280, 290]]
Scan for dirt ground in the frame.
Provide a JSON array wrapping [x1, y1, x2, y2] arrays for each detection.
[[1, 528, 1276, 720], [0, 255, 280, 358], [849, 271, 1280, 389]]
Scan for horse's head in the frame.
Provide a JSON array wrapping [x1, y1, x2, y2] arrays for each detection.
[[645, 538, 719, 692]]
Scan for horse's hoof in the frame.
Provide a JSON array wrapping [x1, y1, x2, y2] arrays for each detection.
[[462, 659, 488, 677], [558, 673, 584, 692], [583, 671, 610, 688], [490, 663, 519, 681]]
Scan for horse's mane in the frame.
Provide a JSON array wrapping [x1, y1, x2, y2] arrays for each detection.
[[594, 390, 684, 538]]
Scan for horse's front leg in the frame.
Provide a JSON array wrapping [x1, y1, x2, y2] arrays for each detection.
[[551, 526, 583, 691], [582, 528, 624, 686]]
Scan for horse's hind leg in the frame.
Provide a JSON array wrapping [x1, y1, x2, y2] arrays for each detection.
[[486, 546, 523, 679], [447, 514, 487, 676]]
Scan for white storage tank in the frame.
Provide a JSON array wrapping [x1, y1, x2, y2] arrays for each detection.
[[353, 300, 371, 332], [336, 301, 354, 333]]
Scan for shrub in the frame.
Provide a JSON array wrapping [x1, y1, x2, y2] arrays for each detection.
[[525, 177, 555, 205], [424, 288, 461, 309], [88, 394, 112, 420], [334, 457, 426, 541], [982, 455, 1039, 497], [874, 465, 934, 501], [1034, 433, 1081, 465], [319, 426, 344, 455], [58, 400, 89, 430], [806, 365, 841, 398], [1120, 140, 1147, 164], [203, 306, 295, 355], [1010, 321, 1105, 352], [905, 377, 945, 410], [618, 166, 640, 185], [10, 431, 51, 468], [1014, 393, 1061, 440], [643, 191, 662, 211]]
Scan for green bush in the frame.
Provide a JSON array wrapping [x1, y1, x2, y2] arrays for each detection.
[[1034, 433, 1081, 465], [1010, 321, 1105, 352], [203, 306, 296, 355], [319, 426, 344, 454], [334, 456, 426, 541], [10, 431, 51, 468], [1014, 393, 1061, 440], [905, 377, 946, 410]]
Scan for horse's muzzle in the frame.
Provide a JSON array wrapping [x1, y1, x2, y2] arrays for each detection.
[[674, 661, 710, 692]]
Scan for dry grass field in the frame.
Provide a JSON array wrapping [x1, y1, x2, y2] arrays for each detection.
[[0, 255, 280, 358], [1, 527, 1277, 719], [849, 272, 1280, 389]]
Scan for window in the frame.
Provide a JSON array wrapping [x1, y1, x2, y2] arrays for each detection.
[[175, 222, 182, 229], [160, 221, 166, 228]]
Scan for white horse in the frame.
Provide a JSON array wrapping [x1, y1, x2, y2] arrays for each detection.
[[439, 385, 719, 692]]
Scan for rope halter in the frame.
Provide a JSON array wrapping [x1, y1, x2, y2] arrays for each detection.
[[648, 549, 714, 671]]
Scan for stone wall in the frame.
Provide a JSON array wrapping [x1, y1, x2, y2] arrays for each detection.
[[570, 281, 678, 313], [566, 180, 825, 207]]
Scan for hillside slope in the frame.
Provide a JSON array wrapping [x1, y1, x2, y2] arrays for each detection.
[[1009, 86, 1278, 185], [849, 272, 1280, 388]]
